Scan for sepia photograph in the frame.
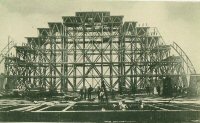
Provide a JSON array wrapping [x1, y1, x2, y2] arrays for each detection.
[[0, 0, 200, 122]]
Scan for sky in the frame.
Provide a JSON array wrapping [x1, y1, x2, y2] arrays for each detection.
[[0, 0, 200, 73]]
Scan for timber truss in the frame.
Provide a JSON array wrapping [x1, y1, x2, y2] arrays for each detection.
[[4, 11, 196, 92]]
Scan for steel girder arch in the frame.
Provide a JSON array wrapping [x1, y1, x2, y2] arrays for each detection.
[[170, 42, 197, 94], [149, 56, 187, 87]]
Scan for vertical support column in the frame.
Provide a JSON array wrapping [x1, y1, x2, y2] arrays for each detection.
[[24, 50, 29, 90], [61, 27, 64, 92], [130, 34, 134, 94], [50, 37, 53, 91], [110, 25, 113, 90], [25, 65, 29, 89], [73, 27, 77, 91], [144, 37, 149, 87], [33, 49, 36, 88], [118, 28, 121, 93], [118, 26, 125, 94], [28, 65, 31, 88], [22, 49, 26, 90], [101, 17, 103, 84], [39, 39, 43, 90], [83, 25, 86, 88], [149, 39, 154, 89], [134, 37, 138, 93], [139, 32, 144, 89], [122, 26, 125, 90], [43, 44, 47, 91], [53, 37, 56, 91], [65, 26, 68, 91]]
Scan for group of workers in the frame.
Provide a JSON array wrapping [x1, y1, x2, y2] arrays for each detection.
[[80, 83, 189, 101], [146, 84, 188, 96], [79, 80, 108, 102], [80, 85, 93, 100], [145, 84, 161, 96], [79, 85, 107, 102], [172, 84, 188, 95]]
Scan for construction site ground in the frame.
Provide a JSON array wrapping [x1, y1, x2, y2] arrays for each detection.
[[0, 94, 200, 122]]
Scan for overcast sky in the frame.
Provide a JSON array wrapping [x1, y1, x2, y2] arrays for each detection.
[[0, 0, 200, 73]]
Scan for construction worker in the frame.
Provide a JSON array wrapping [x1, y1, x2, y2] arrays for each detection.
[[146, 84, 150, 95], [101, 80, 108, 102], [80, 87, 84, 100], [156, 85, 161, 96], [183, 85, 188, 95], [100, 88, 105, 102], [88, 85, 93, 100], [111, 88, 115, 99], [119, 100, 127, 111], [173, 84, 178, 95], [139, 100, 144, 110], [96, 86, 101, 100], [83, 86, 86, 100], [178, 85, 183, 95]]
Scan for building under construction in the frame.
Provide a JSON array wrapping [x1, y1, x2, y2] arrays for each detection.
[[0, 11, 200, 122], [3, 11, 198, 93]]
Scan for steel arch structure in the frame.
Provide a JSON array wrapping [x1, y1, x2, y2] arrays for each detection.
[[4, 11, 196, 93]]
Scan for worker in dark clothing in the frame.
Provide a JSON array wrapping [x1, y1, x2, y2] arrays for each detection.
[[174, 84, 177, 93], [111, 88, 115, 99], [101, 80, 108, 103], [83, 86, 86, 100], [88, 85, 93, 100], [80, 87, 84, 100], [156, 85, 161, 96], [146, 85, 150, 95], [96, 86, 101, 100], [183, 85, 187, 95], [100, 88, 105, 102], [178, 86, 183, 95]]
